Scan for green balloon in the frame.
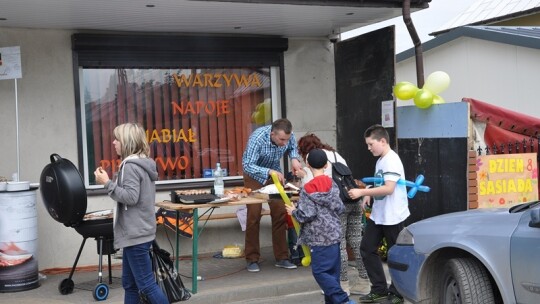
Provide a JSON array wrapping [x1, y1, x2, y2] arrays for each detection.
[[393, 81, 418, 100], [433, 94, 445, 104], [254, 110, 265, 125], [251, 111, 258, 123], [263, 100, 271, 122], [414, 89, 434, 109]]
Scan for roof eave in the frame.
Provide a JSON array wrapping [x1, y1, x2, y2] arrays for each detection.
[[397, 26, 540, 62]]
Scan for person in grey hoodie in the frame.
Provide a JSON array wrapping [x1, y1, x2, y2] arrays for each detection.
[[94, 122, 168, 304], [285, 149, 355, 304]]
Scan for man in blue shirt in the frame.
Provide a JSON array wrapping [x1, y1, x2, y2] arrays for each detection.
[[242, 118, 303, 273]]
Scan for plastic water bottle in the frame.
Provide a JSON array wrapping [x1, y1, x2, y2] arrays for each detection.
[[213, 163, 224, 197]]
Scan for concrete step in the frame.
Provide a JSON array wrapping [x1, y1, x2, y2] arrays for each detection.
[[3, 246, 396, 304], [181, 249, 319, 304]]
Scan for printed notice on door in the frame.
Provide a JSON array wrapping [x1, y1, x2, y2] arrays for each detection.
[[381, 100, 394, 128], [0, 46, 22, 80]]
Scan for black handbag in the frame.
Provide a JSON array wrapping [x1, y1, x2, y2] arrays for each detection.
[[141, 241, 191, 303]]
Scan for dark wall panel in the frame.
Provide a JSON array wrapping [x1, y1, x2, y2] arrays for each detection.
[[398, 138, 469, 224], [334, 26, 395, 179]]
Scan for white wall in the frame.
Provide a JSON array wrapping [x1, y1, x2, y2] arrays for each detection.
[[285, 39, 337, 148], [0, 28, 87, 270], [396, 37, 540, 119], [0, 28, 337, 270]]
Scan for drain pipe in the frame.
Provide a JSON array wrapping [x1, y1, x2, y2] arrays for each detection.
[[402, 0, 424, 88]]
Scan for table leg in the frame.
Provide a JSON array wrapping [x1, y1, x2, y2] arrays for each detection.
[[175, 211, 180, 272], [173, 209, 199, 294], [192, 208, 199, 293]]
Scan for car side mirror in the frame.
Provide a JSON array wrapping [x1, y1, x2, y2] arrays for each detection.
[[529, 208, 540, 228]]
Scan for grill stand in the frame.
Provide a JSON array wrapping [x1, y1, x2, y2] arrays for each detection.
[[58, 236, 115, 301]]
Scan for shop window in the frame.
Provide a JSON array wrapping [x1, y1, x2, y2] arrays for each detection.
[[72, 34, 287, 188]]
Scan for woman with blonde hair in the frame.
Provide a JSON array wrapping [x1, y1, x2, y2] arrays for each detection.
[[94, 123, 168, 304]]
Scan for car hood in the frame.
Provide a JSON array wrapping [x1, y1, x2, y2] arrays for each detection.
[[406, 207, 523, 254]]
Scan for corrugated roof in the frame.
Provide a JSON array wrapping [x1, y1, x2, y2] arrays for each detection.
[[397, 26, 540, 62], [432, 0, 540, 35]]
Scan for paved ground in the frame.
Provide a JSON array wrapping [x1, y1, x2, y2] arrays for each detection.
[[1, 246, 394, 304]]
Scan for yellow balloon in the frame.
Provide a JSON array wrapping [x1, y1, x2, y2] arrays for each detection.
[[253, 99, 272, 124], [251, 111, 258, 123], [263, 99, 272, 123], [433, 94, 445, 104], [393, 81, 418, 100], [254, 111, 266, 125], [263, 99, 271, 112], [414, 89, 434, 109], [301, 256, 311, 267], [424, 71, 450, 94]]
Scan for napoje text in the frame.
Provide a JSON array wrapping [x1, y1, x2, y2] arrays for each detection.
[[171, 100, 230, 117]]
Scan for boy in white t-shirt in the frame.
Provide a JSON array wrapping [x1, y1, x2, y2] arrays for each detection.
[[348, 124, 409, 304]]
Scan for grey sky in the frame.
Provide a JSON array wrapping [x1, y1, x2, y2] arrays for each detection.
[[342, 0, 473, 53]]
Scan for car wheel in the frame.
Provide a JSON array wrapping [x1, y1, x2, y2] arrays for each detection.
[[440, 257, 495, 304]]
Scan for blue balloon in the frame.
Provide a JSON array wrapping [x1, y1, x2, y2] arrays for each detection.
[[406, 174, 429, 199], [361, 174, 430, 199], [362, 177, 383, 184], [407, 187, 418, 199]]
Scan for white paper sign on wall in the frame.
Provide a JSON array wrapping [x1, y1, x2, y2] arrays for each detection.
[[0, 46, 22, 80], [381, 100, 394, 128]]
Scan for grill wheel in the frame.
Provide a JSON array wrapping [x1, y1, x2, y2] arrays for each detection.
[[58, 278, 74, 295], [93, 283, 109, 301]]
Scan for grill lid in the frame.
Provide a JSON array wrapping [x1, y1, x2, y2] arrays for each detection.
[[40, 154, 87, 227]]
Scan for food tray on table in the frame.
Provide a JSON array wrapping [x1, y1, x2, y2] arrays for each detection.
[[179, 194, 229, 204], [171, 190, 230, 204]]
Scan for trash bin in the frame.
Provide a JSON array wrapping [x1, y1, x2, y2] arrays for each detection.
[[0, 187, 39, 292]]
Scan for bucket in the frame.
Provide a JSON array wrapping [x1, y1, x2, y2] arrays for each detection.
[[0, 189, 39, 292]]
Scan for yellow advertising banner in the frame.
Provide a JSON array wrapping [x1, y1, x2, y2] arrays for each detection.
[[477, 153, 538, 208]]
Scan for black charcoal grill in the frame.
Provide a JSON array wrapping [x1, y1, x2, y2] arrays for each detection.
[[40, 154, 115, 301]]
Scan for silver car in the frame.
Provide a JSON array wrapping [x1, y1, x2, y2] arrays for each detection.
[[388, 201, 540, 304]]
